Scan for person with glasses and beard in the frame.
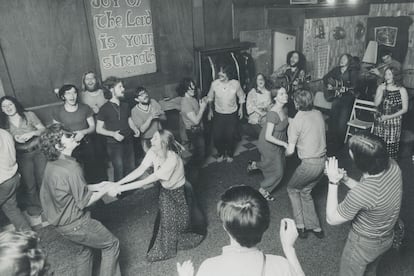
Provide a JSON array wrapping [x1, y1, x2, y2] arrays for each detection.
[[271, 51, 307, 118]]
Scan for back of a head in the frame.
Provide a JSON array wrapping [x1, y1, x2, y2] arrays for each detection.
[[293, 89, 313, 111], [218, 185, 270, 248], [0, 231, 47, 276], [348, 133, 389, 175]]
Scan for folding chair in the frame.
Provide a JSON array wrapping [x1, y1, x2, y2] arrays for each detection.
[[344, 99, 377, 143]]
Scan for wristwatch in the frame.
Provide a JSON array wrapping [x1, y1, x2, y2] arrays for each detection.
[[329, 181, 340, 186]]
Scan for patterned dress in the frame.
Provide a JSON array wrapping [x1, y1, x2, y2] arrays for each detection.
[[373, 89, 403, 159]]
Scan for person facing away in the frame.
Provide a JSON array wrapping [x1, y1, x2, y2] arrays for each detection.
[[177, 185, 305, 276], [325, 132, 402, 276]]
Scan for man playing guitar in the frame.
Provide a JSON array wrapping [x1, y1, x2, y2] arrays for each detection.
[[271, 50, 307, 117], [323, 53, 360, 153]]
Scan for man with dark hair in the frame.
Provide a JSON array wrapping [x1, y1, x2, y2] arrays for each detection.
[[39, 124, 120, 276], [271, 51, 307, 117], [286, 90, 326, 239], [369, 49, 402, 80], [97, 76, 135, 181], [325, 133, 402, 276], [129, 86, 165, 152]]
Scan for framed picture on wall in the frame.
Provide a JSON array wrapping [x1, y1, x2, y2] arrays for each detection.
[[290, 0, 317, 4]]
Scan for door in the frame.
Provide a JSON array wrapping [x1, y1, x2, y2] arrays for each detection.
[[273, 32, 296, 72]]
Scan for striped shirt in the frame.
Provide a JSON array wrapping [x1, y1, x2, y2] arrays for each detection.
[[338, 160, 402, 238]]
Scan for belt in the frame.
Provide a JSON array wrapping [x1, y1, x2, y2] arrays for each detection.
[[17, 145, 39, 154]]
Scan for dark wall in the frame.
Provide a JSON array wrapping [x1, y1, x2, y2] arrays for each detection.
[[203, 0, 235, 47], [0, 0, 194, 108], [0, 0, 95, 107]]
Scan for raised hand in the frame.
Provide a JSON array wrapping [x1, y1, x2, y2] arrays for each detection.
[[177, 260, 194, 276], [280, 218, 298, 249], [107, 185, 121, 198], [325, 157, 344, 184]]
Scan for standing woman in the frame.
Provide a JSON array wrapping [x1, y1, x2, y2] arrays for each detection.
[[245, 73, 272, 139], [109, 129, 204, 262], [52, 84, 103, 183], [373, 67, 408, 159], [178, 78, 208, 166], [247, 87, 289, 201], [0, 96, 46, 217], [207, 64, 245, 163]]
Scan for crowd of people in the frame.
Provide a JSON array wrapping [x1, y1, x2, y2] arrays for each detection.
[[0, 47, 409, 276]]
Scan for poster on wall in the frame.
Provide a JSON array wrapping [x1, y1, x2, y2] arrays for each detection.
[[88, 0, 157, 79], [374, 26, 398, 47]]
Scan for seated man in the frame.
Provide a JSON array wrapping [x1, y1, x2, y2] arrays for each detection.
[[39, 124, 120, 276], [177, 185, 304, 276]]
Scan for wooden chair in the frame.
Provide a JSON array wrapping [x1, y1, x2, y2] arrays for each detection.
[[344, 99, 377, 143]]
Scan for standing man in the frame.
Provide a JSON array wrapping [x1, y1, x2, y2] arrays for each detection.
[[325, 133, 402, 276], [286, 90, 326, 239], [97, 76, 135, 182], [0, 128, 31, 231], [39, 124, 120, 276], [80, 71, 107, 114], [129, 86, 165, 153]]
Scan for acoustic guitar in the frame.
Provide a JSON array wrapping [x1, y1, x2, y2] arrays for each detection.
[[323, 78, 355, 102]]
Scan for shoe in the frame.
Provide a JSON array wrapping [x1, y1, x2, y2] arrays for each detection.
[[226, 156, 234, 163], [216, 155, 224, 162], [309, 229, 325, 239], [247, 160, 260, 174], [297, 228, 308, 239], [259, 189, 275, 201]]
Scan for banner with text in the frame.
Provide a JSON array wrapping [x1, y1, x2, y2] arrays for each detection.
[[89, 0, 157, 79]]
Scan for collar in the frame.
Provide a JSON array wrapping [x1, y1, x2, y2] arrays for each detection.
[[222, 244, 259, 255]]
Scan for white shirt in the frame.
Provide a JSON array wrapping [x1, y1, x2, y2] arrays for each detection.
[[141, 149, 185, 190], [0, 129, 18, 183], [208, 79, 245, 114], [196, 244, 294, 276]]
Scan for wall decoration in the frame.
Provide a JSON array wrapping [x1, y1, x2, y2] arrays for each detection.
[[374, 26, 398, 47], [332, 27, 346, 40], [355, 22, 366, 40], [87, 0, 157, 79]]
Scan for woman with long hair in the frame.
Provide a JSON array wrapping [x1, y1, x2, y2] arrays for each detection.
[[53, 84, 107, 183], [0, 96, 46, 217], [247, 87, 288, 201], [373, 67, 408, 159], [108, 129, 204, 262], [245, 73, 272, 139]]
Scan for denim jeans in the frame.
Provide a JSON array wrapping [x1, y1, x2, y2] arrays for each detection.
[[106, 138, 135, 182], [339, 230, 393, 276], [329, 94, 355, 146], [287, 157, 325, 230], [16, 149, 46, 216], [0, 173, 31, 231], [56, 215, 121, 276]]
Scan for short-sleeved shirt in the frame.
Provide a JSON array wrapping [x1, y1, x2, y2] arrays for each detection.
[[196, 244, 294, 276], [40, 156, 92, 226], [338, 160, 402, 238], [97, 101, 132, 143], [208, 79, 245, 114], [130, 99, 163, 139], [141, 149, 185, 190], [52, 103, 93, 132], [7, 111, 43, 150], [181, 96, 201, 129], [80, 89, 107, 114], [0, 129, 18, 183], [288, 109, 326, 159]]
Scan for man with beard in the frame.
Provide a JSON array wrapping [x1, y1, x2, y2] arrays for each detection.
[[80, 71, 108, 114], [271, 51, 307, 117], [97, 77, 135, 182], [129, 86, 165, 153]]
